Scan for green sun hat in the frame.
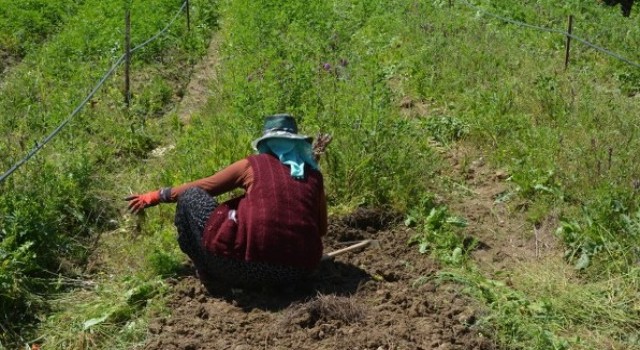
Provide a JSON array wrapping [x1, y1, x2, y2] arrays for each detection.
[[251, 114, 312, 150]]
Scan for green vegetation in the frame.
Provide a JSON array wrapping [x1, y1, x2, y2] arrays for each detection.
[[0, 0, 83, 71], [437, 260, 640, 349], [0, 0, 216, 346], [406, 195, 470, 265], [460, 0, 640, 278], [1, 0, 640, 349]]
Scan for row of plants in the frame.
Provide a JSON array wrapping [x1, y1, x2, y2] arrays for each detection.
[[0, 0, 217, 346], [402, 1, 640, 348], [155, 0, 443, 209], [137, 0, 640, 348], [0, 0, 83, 71], [3, 0, 639, 348]]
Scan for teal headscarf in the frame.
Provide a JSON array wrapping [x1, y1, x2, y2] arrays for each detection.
[[257, 138, 318, 179]]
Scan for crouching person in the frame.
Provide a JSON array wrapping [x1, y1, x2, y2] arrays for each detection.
[[126, 114, 330, 289]]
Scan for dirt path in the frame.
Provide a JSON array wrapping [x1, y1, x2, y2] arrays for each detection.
[[142, 209, 494, 350], [0, 49, 19, 77], [176, 33, 221, 125], [445, 145, 560, 273]]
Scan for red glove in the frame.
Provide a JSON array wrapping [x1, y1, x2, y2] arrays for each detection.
[[125, 190, 161, 214]]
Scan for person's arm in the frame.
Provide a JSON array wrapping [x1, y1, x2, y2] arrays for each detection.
[[166, 159, 251, 201], [125, 159, 251, 213]]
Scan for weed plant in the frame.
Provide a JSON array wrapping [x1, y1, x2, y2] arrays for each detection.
[[107, 0, 640, 348], [2, 0, 640, 349], [0, 0, 216, 345], [0, 0, 82, 72]]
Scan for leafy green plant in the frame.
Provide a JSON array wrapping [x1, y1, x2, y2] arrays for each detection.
[[38, 276, 168, 350], [0, 0, 81, 59], [615, 70, 640, 97], [0, 0, 217, 345], [406, 195, 469, 265], [424, 115, 469, 145], [145, 229, 185, 277], [556, 193, 640, 274], [438, 270, 577, 350]]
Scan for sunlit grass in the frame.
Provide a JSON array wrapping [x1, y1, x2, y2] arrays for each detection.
[[438, 257, 640, 349], [3, 0, 640, 348]]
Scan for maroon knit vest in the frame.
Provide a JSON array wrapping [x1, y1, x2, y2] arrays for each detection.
[[202, 154, 324, 270]]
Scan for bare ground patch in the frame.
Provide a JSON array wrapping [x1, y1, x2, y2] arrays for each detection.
[[445, 144, 562, 274], [141, 209, 495, 350], [176, 33, 221, 125]]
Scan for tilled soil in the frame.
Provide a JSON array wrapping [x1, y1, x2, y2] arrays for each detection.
[[142, 208, 495, 350]]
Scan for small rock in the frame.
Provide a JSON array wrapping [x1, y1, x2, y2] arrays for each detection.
[[457, 309, 477, 325], [495, 170, 509, 180], [196, 305, 209, 319], [471, 157, 485, 168], [148, 322, 162, 334], [420, 282, 437, 293]]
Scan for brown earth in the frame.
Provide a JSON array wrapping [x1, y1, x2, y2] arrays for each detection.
[[444, 145, 560, 274], [0, 48, 20, 90], [141, 208, 496, 350], [176, 33, 220, 125], [0, 49, 19, 76], [134, 31, 553, 350]]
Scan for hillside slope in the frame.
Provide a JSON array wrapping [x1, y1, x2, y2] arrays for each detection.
[[6, 0, 640, 349]]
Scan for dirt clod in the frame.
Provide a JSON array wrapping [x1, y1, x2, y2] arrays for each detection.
[[142, 209, 494, 350]]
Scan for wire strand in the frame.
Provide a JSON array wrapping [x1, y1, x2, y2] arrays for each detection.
[[2, 0, 639, 183], [0, 1, 188, 184], [459, 0, 640, 69], [131, 1, 187, 53]]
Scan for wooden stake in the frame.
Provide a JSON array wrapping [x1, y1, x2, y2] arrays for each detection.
[[186, 0, 191, 32], [321, 240, 377, 261], [124, 6, 131, 107], [564, 15, 573, 70]]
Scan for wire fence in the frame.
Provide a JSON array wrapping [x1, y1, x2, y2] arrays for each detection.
[[1, 0, 639, 184], [459, 0, 640, 69], [0, 0, 189, 184]]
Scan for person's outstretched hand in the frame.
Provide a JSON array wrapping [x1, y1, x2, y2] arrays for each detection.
[[125, 190, 160, 214], [313, 133, 333, 161]]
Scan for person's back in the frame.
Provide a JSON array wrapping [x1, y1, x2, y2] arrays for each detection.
[[239, 153, 323, 268], [126, 114, 330, 290]]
